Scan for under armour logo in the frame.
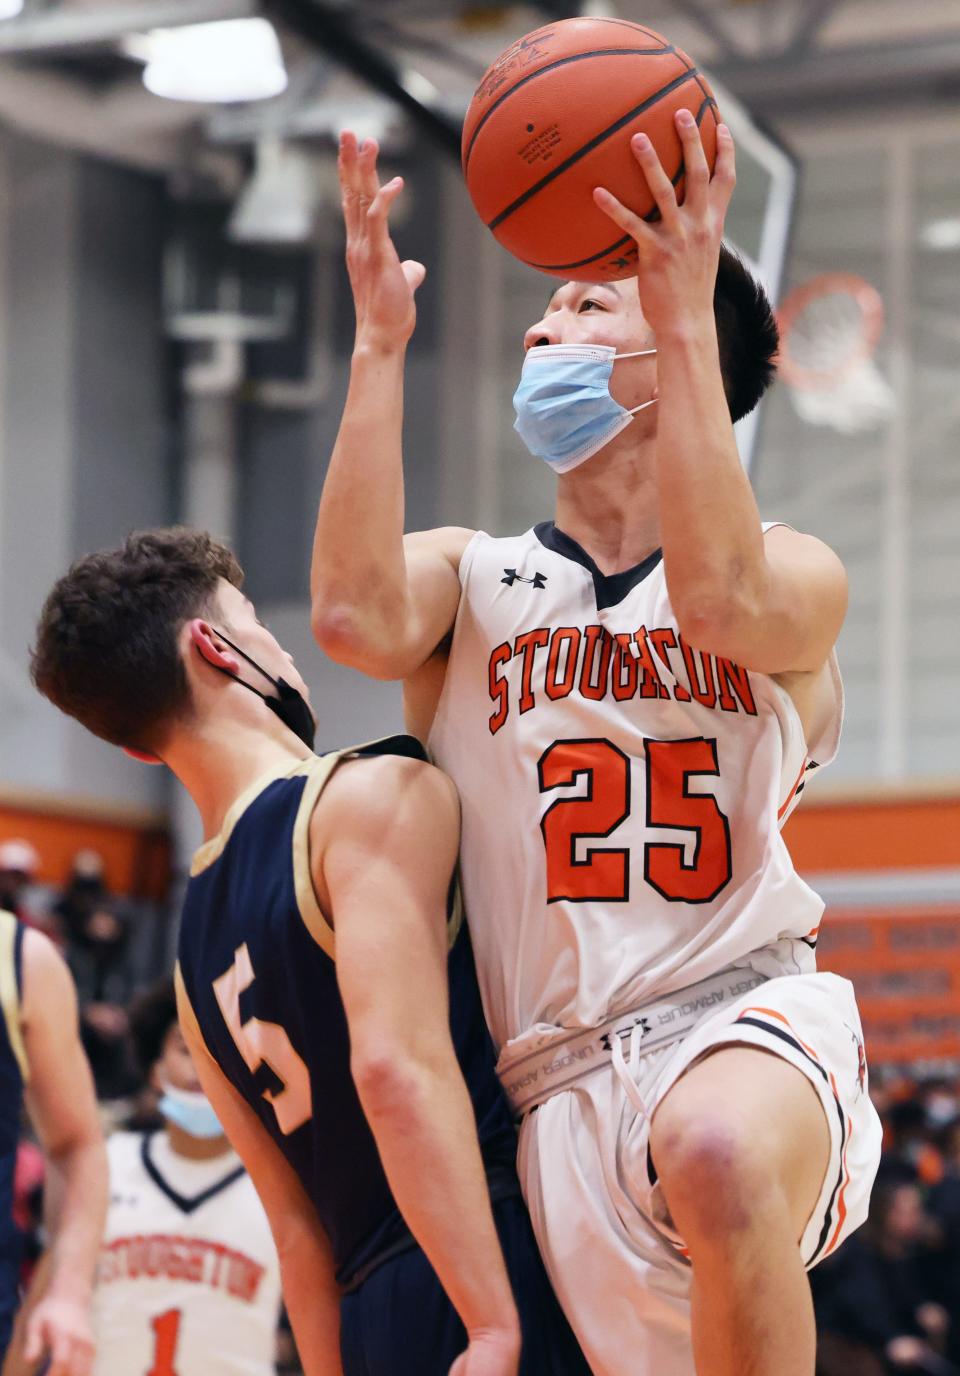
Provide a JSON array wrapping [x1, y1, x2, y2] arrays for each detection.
[[502, 568, 547, 589], [846, 1023, 866, 1097], [601, 1017, 652, 1052]]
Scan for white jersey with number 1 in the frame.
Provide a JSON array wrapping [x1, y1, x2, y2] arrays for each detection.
[[427, 522, 842, 1058], [91, 1131, 281, 1376]]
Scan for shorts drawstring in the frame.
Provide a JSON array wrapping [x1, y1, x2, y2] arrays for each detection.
[[610, 1019, 650, 1120]]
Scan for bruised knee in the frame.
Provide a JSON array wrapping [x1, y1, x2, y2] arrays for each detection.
[[650, 1113, 785, 1244]]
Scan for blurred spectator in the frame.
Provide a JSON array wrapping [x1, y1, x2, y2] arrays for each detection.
[[813, 1174, 956, 1375], [922, 1080, 959, 1132], [886, 1098, 945, 1186], [87, 977, 282, 1375], [927, 1117, 960, 1368], [0, 843, 48, 938], [10, 1141, 44, 1292], [53, 852, 137, 1100]]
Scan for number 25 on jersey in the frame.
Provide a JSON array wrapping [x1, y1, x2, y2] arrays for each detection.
[[538, 736, 732, 905]]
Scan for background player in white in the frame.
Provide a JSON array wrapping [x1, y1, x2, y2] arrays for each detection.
[[1, 919, 106, 1376], [311, 120, 883, 1376], [89, 977, 281, 1376]]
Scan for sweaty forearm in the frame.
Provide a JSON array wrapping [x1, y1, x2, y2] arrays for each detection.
[[654, 318, 766, 631], [311, 343, 411, 647], [43, 1138, 107, 1304], [356, 1053, 519, 1341]]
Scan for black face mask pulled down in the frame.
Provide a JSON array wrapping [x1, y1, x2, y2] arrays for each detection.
[[208, 629, 316, 752]]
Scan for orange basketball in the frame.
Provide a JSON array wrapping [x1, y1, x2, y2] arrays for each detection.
[[462, 17, 720, 282]]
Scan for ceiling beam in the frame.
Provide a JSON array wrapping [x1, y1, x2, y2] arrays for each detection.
[[264, 0, 461, 156], [779, 0, 843, 59], [712, 31, 960, 113], [671, 0, 749, 62], [0, 0, 257, 54]]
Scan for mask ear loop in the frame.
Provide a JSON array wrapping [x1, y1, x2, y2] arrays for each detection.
[[612, 348, 658, 417], [208, 627, 280, 702]]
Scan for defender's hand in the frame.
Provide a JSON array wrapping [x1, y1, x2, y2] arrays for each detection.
[[593, 112, 736, 338], [23, 1296, 94, 1376], [448, 1327, 521, 1376], [338, 130, 426, 350]]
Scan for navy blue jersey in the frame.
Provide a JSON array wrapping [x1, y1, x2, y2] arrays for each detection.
[[177, 737, 519, 1290], [0, 911, 27, 1354]]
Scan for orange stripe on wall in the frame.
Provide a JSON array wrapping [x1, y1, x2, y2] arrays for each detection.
[[0, 802, 171, 899], [784, 796, 960, 872]]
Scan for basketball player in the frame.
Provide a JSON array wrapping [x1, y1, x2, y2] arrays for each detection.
[[0, 912, 106, 1376], [89, 977, 282, 1375], [310, 123, 884, 1375], [30, 528, 588, 1376]]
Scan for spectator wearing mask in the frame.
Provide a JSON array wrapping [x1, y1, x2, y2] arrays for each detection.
[[813, 1174, 955, 1375], [53, 853, 136, 1101], [0, 843, 48, 939], [88, 978, 282, 1376]]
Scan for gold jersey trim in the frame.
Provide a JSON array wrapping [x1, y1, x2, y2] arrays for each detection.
[[290, 753, 344, 959], [190, 756, 316, 877], [0, 911, 28, 1082], [189, 739, 461, 965]]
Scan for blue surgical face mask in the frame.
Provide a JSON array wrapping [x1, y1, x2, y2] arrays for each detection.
[[513, 342, 658, 474], [159, 1084, 224, 1140]]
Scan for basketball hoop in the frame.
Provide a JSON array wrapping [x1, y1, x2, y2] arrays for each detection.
[[776, 273, 896, 434]]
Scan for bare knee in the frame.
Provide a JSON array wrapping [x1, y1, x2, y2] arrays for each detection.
[[650, 1111, 781, 1244]]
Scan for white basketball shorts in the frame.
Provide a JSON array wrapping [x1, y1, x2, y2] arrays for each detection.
[[515, 971, 883, 1376]]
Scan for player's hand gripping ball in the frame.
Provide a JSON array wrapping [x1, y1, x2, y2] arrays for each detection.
[[462, 16, 720, 282]]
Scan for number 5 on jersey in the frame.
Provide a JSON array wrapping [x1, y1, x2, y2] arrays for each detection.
[[538, 736, 732, 905], [214, 944, 312, 1134]]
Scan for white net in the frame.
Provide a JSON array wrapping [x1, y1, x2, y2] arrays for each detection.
[[779, 276, 896, 435], [788, 358, 896, 434]]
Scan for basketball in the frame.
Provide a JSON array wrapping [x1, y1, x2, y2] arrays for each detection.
[[461, 17, 721, 282]]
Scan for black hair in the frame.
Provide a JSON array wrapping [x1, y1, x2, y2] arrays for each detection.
[[714, 244, 780, 424], [32, 527, 243, 752]]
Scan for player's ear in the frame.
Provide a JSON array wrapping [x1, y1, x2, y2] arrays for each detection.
[[122, 747, 164, 766], [189, 619, 240, 674]]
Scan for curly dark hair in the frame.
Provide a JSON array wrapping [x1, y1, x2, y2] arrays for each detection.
[[32, 527, 243, 752], [128, 976, 178, 1079], [714, 244, 780, 424]]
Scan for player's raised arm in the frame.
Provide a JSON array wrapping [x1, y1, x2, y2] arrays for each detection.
[[175, 971, 344, 1376], [594, 114, 847, 675], [313, 755, 520, 1374], [310, 132, 472, 682]]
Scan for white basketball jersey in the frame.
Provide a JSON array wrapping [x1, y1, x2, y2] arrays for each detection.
[[427, 524, 842, 1056], [91, 1131, 281, 1376]]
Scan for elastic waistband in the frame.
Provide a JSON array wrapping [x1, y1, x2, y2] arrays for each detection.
[[497, 967, 769, 1119]]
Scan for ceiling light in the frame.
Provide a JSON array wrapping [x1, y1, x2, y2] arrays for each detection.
[[921, 217, 960, 252], [229, 140, 318, 245], [136, 19, 287, 105], [0, 1, 24, 19]]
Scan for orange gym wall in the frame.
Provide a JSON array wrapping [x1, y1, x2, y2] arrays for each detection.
[[784, 792, 960, 873], [784, 791, 960, 1065], [0, 788, 171, 900]]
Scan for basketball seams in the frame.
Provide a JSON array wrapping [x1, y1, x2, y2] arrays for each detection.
[[487, 67, 704, 234], [463, 46, 679, 173], [523, 93, 716, 274]]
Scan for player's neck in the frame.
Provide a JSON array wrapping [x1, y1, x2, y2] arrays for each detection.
[[554, 436, 661, 575], [167, 718, 312, 842], [164, 1123, 234, 1162]]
